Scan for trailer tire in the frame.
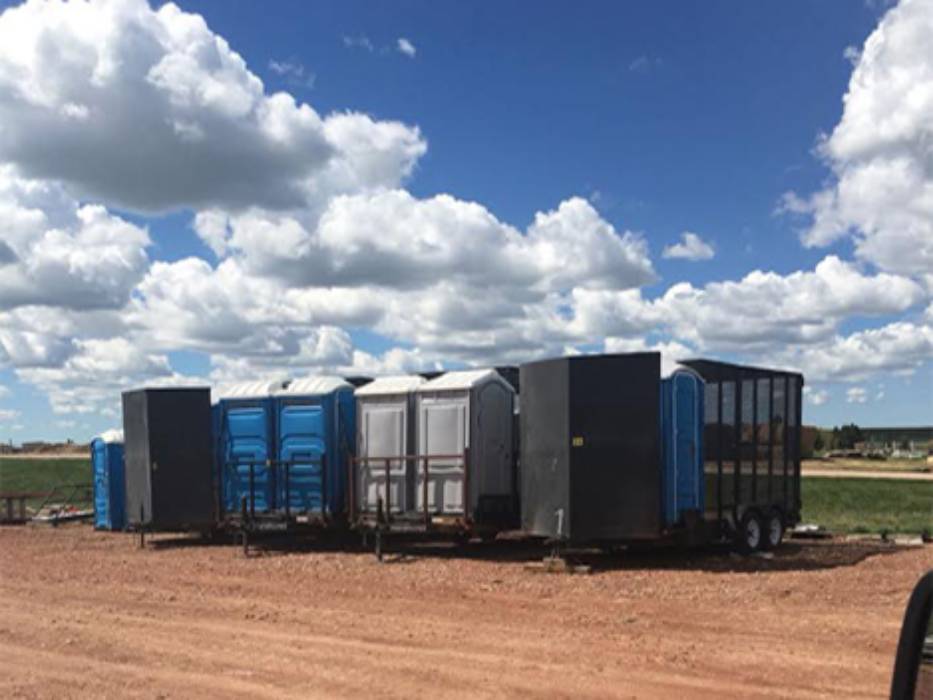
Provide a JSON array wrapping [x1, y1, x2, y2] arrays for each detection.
[[736, 510, 765, 554], [761, 510, 784, 551]]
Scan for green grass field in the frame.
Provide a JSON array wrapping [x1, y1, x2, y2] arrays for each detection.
[[0, 457, 92, 509], [801, 476, 933, 535]]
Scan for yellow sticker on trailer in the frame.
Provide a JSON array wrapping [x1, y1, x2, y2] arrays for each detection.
[[572, 436, 584, 447]]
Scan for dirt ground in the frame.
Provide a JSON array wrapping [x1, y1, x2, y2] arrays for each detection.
[[0, 526, 929, 699]]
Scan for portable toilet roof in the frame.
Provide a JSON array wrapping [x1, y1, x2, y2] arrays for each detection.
[[213, 379, 288, 403], [355, 374, 425, 397], [417, 369, 514, 393], [662, 362, 704, 381], [278, 375, 351, 396], [97, 428, 124, 444]]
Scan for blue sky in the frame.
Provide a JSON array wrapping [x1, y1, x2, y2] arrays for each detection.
[[0, 0, 930, 442]]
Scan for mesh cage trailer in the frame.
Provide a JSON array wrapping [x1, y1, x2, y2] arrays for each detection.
[[680, 358, 804, 540]]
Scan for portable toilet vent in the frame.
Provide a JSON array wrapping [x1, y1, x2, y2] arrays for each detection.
[[91, 429, 126, 530], [354, 375, 426, 515], [415, 369, 515, 521], [215, 380, 288, 515], [660, 365, 705, 526], [273, 376, 355, 516]]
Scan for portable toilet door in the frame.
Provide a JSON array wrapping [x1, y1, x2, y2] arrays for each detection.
[[415, 369, 515, 517], [275, 376, 354, 516], [216, 381, 284, 515], [661, 367, 705, 526], [92, 429, 125, 530], [355, 375, 425, 515]]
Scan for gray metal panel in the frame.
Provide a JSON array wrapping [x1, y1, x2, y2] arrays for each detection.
[[122, 388, 214, 530], [416, 392, 468, 514], [122, 389, 152, 526], [357, 396, 409, 513], [519, 358, 570, 538], [471, 381, 513, 506], [519, 354, 662, 542], [568, 353, 661, 540]]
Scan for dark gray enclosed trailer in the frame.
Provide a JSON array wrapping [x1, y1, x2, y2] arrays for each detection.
[[122, 387, 215, 530], [521, 353, 662, 542]]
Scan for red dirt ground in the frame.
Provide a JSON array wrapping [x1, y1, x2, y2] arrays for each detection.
[[0, 525, 929, 699]]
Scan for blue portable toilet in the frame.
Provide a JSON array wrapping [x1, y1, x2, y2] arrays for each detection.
[[92, 429, 126, 530], [273, 376, 355, 517], [216, 380, 288, 515], [660, 366, 705, 527]]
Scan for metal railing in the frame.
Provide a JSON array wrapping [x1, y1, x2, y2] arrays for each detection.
[[224, 456, 327, 521], [349, 449, 470, 527]]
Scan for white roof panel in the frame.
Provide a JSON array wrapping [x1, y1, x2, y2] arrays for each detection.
[[417, 369, 513, 393], [355, 375, 426, 397], [214, 379, 288, 401], [277, 375, 351, 396], [662, 362, 704, 381], [97, 429, 124, 444]]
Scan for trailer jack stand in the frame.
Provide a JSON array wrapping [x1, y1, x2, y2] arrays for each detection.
[[138, 504, 146, 550], [524, 540, 591, 575]]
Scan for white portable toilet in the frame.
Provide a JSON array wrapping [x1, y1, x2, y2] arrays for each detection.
[[355, 375, 426, 515], [415, 369, 515, 518]]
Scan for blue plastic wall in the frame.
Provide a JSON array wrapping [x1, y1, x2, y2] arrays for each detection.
[[660, 370, 704, 527], [218, 398, 275, 513], [274, 388, 354, 515], [92, 439, 126, 530]]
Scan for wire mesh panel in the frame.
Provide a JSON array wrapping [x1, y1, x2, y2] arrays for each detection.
[[681, 360, 804, 528]]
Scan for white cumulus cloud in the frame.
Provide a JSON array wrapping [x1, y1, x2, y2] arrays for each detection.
[[662, 231, 715, 261], [782, 0, 933, 276], [803, 386, 830, 406], [846, 386, 868, 404], [397, 38, 416, 58], [0, 0, 424, 213]]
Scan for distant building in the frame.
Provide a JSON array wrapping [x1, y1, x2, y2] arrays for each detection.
[[860, 426, 933, 454]]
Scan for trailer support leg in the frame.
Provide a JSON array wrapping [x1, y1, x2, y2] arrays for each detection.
[[239, 495, 251, 557], [375, 496, 386, 562], [138, 504, 145, 550]]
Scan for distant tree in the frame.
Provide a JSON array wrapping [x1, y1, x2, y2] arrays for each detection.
[[814, 432, 825, 453], [836, 423, 863, 450]]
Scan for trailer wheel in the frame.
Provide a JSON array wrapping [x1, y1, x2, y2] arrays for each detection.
[[762, 510, 784, 551], [736, 510, 764, 554]]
